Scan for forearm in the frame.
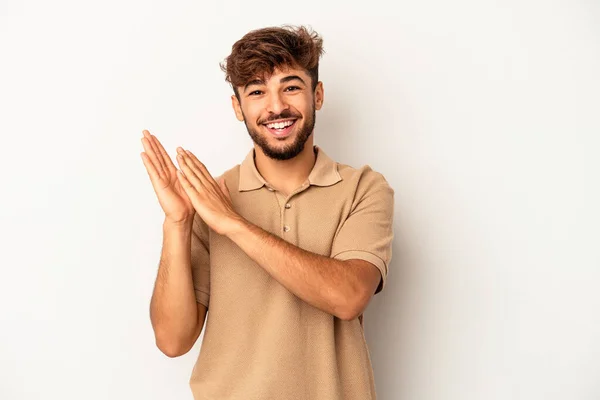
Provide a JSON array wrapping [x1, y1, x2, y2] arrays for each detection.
[[227, 219, 362, 320], [150, 218, 200, 352]]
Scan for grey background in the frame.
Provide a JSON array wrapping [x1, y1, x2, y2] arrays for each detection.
[[1, 0, 599, 399]]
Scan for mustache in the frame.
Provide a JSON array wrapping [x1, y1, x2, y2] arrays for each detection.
[[259, 110, 301, 124]]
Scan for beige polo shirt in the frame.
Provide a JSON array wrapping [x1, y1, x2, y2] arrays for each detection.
[[188, 144, 394, 400]]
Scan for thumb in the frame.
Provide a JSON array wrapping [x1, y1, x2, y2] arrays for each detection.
[[219, 177, 232, 202]]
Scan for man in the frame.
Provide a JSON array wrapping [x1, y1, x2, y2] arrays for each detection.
[[140, 25, 394, 400]]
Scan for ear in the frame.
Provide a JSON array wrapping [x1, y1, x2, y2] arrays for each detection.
[[314, 81, 324, 111], [231, 94, 245, 121]]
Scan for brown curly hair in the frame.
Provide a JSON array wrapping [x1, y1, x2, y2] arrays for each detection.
[[220, 25, 325, 100]]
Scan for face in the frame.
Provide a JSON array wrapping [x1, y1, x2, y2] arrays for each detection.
[[231, 67, 324, 161]]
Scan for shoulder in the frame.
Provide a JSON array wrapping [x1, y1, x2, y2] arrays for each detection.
[[214, 163, 240, 180], [213, 164, 242, 189], [336, 162, 394, 198]]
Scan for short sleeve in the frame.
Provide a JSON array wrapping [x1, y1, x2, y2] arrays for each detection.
[[191, 212, 211, 308], [330, 172, 395, 295]]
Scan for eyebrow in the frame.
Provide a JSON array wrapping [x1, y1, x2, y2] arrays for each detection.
[[243, 75, 306, 93], [280, 75, 306, 85], [244, 79, 264, 92]]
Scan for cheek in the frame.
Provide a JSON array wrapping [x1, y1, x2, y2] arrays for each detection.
[[245, 103, 265, 121], [239, 109, 255, 124], [295, 94, 314, 113]]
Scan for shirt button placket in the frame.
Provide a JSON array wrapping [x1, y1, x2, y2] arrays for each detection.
[[283, 197, 293, 235], [283, 200, 291, 234]]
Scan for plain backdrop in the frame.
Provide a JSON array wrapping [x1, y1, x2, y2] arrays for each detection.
[[1, 1, 599, 399]]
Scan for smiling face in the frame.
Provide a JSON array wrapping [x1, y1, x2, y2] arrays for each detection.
[[231, 66, 324, 161]]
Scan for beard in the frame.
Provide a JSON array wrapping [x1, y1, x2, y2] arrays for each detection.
[[243, 104, 316, 161]]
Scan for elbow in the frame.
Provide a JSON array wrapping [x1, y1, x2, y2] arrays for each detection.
[[150, 313, 202, 358], [162, 348, 189, 358], [338, 306, 362, 321], [337, 292, 368, 322], [156, 337, 193, 358], [154, 328, 196, 358], [337, 311, 355, 322]]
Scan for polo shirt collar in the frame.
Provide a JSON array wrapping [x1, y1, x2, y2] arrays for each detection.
[[238, 145, 342, 192]]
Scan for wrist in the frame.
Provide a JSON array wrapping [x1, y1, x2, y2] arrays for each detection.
[[224, 215, 250, 239], [163, 216, 194, 231]]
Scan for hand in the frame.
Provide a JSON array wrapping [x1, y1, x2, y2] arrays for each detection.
[[140, 130, 194, 224], [175, 147, 243, 236]]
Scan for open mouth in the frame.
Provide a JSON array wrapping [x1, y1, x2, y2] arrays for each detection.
[[262, 119, 297, 137]]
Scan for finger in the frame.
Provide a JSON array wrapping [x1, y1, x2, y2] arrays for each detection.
[[141, 136, 166, 180], [176, 153, 205, 191], [176, 170, 197, 196], [140, 151, 163, 188], [148, 134, 169, 175], [152, 134, 178, 173], [177, 148, 210, 186], [142, 131, 166, 176], [183, 149, 214, 185]]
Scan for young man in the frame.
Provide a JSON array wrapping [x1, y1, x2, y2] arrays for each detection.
[[140, 25, 394, 400]]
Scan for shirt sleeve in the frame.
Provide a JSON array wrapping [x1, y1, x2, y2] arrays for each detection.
[[191, 212, 211, 308], [330, 170, 395, 295]]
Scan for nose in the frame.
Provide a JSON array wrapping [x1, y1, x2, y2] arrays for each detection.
[[266, 91, 289, 115]]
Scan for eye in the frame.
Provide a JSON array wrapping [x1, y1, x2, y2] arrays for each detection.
[[285, 86, 301, 92], [248, 90, 263, 96]]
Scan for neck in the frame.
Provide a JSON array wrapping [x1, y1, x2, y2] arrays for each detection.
[[253, 137, 317, 195]]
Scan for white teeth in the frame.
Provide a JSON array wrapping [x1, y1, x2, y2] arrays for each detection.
[[266, 120, 294, 129]]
